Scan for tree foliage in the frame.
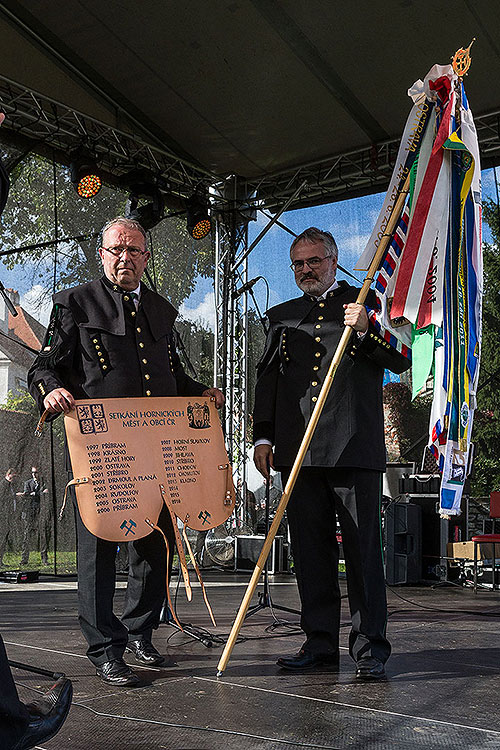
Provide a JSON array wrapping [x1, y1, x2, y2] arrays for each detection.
[[1, 387, 38, 416], [2, 154, 214, 309], [470, 197, 500, 495], [1, 153, 216, 378], [382, 382, 432, 463]]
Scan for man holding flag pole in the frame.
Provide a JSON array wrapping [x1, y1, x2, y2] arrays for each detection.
[[217, 44, 482, 679]]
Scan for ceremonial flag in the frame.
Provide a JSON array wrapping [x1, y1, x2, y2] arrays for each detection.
[[357, 62, 482, 516]]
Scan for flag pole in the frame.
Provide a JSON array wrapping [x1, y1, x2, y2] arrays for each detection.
[[216, 171, 411, 676]]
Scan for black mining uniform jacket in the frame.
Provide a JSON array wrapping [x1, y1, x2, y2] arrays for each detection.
[[253, 281, 411, 471], [28, 277, 207, 413]]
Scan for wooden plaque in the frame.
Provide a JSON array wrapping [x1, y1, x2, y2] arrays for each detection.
[[64, 396, 235, 541]]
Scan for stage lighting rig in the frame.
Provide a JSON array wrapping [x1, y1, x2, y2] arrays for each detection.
[[126, 190, 165, 231], [186, 192, 211, 239], [70, 150, 101, 198]]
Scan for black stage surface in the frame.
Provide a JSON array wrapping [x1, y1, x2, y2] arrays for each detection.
[[2, 572, 500, 749]]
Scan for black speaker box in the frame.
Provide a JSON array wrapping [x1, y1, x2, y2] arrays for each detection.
[[234, 535, 287, 573], [385, 502, 422, 585]]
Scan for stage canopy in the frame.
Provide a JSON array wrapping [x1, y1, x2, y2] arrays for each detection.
[[0, 0, 499, 210]]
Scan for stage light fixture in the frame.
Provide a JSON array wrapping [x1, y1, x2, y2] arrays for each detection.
[[125, 190, 165, 231], [186, 194, 211, 239], [70, 153, 102, 198]]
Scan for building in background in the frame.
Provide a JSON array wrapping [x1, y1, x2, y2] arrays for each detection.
[[0, 289, 44, 403]]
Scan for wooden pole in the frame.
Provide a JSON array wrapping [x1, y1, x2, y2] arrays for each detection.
[[217, 172, 411, 676]]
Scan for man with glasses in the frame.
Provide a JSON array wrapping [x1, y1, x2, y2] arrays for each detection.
[[28, 217, 223, 687], [253, 227, 410, 681]]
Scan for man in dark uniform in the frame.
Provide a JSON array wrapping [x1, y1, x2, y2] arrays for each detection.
[[20, 467, 49, 567], [28, 217, 224, 687], [253, 227, 410, 681]]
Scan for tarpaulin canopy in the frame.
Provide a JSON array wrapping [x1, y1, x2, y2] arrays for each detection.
[[0, 0, 499, 208]]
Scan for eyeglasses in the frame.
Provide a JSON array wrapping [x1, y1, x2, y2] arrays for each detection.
[[290, 255, 332, 272], [102, 246, 146, 259]]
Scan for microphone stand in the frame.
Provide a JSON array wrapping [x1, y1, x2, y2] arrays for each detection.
[[245, 477, 299, 620], [246, 284, 268, 336], [8, 660, 67, 680], [159, 602, 224, 648], [236, 275, 296, 619]]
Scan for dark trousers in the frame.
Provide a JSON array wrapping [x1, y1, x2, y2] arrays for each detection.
[[20, 507, 48, 565], [284, 466, 390, 664], [0, 514, 16, 564], [75, 503, 175, 666], [0, 634, 30, 749]]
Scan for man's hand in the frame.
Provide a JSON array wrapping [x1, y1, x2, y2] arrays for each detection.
[[43, 388, 75, 414], [254, 444, 274, 480], [202, 387, 225, 409], [343, 303, 368, 333]]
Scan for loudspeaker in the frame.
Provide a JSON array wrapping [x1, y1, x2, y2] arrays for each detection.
[[399, 475, 441, 494], [234, 535, 287, 573], [0, 570, 39, 583], [385, 502, 422, 585], [409, 495, 466, 581]]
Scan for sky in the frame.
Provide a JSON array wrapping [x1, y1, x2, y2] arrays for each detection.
[[1, 167, 499, 330]]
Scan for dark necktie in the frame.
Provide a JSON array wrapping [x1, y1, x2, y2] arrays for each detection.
[[122, 291, 139, 313]]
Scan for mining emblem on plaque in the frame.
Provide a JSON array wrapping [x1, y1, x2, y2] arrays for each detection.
[[120, 519, 137, 536], [187, 401, 210, 429]]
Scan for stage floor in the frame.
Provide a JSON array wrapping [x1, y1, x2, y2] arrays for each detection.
[[2, 572, 500, 749]]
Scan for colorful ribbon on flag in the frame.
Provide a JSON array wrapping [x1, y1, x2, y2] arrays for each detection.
[[357, 63, 482, 515]]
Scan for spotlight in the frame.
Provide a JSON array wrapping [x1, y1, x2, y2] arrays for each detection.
[[120, 170, 166, 231], [186, 193, 211, 239], [125, 189, 165, 232], [70, 152, 101, 198]]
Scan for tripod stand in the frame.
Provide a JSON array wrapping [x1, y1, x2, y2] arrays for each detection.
[[245, 477, 300, 620]]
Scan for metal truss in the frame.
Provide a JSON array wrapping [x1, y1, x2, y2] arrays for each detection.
[[1, 72, 498, 211], [214, 188, 250, 516], [247, 109, 500, 211], [0, 75, 215, 198]]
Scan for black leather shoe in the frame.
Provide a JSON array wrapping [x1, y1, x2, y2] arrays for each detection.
[[96, 658, 140, 686], [355, 657, 386, 681], [13, 677, 72, 750], [126, 638, 166, 666], [277, 648, 339, 672]]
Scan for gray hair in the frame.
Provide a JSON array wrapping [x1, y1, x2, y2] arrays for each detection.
[[290, 227, 338, 260], [100, 216, 147, 246]]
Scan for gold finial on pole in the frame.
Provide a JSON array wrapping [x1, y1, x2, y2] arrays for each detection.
[[451, 38, 475, 77]]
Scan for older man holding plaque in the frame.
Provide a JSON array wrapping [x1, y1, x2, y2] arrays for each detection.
[[28, 217, 223, 686]]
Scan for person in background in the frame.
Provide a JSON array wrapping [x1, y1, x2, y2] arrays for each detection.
[[0, 468, 19, 567], [20, 467, 49, 567]]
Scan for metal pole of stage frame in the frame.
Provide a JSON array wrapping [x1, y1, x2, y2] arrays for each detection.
[[217, 171, 412, 676]]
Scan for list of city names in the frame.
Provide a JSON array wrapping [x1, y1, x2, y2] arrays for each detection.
[[160, 436, 209, 505], [85, 441, 143, 516], [84, 435, 211, 514]]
